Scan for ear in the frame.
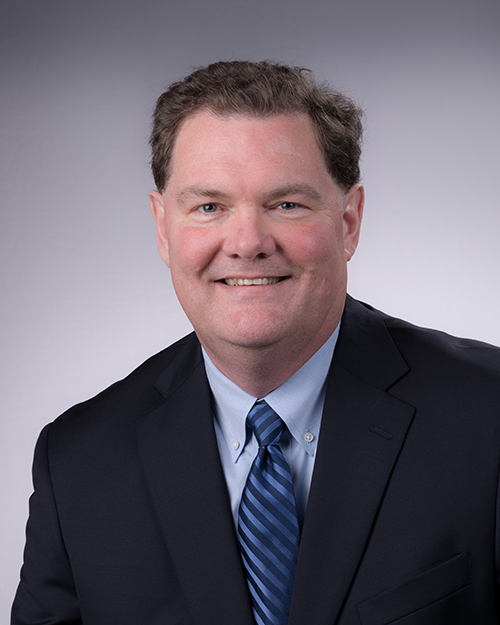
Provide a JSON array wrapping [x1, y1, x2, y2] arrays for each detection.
[[342, 184, 364, 261], [149, 190, 171, 267]]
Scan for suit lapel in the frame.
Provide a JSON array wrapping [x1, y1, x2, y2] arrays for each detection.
[[135, 336, 254, 625], [289, 297, 415, 625]]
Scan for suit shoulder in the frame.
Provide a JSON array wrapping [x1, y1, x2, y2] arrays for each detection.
[[47, 332, 200, 438], [374, 305, 500, 377]]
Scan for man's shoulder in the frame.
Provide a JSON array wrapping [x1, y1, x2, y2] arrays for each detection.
[[383, 307, 499, 367], [351, 297, 500, 379], [48, 332, 201, 440]]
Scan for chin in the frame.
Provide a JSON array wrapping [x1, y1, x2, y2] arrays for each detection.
[[218, 323, 295, 351]]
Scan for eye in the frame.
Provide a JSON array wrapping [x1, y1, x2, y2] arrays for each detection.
[[279, 202, 298, 210], [198, 203, 219, 213]]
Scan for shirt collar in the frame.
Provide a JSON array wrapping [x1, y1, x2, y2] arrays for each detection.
[[202, 325, 339, 463]]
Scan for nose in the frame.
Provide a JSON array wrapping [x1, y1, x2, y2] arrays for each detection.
[[222, 208, 276, 260]]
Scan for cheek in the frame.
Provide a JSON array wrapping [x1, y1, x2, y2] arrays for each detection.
[[168, 225, 219, 275], [285, 222, 343, 269]]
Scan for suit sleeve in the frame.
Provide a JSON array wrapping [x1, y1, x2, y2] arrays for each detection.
[[11, 424, 82, 625]]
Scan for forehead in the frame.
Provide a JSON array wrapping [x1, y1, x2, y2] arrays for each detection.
[[168, 110, 330, 188], [175, 109, 317, 148]]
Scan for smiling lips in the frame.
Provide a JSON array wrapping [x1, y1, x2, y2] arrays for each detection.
[[222, 277, 285, 286]]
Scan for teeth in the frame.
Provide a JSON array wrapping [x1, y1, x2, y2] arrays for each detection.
[[224, 277, 281, 286]]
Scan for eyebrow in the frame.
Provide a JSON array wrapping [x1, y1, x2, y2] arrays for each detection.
[[262, 184, 322, 203], [176, 183, 323, 205], [176, 186, 230, 205]]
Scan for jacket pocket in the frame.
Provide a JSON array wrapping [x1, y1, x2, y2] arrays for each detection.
[[356, 551, 471, 625]]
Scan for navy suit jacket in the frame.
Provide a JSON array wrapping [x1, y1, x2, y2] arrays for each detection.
[[12, 296, 500, 624]]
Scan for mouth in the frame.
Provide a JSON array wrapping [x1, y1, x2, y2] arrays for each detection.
[[220, 277, 287, 286]]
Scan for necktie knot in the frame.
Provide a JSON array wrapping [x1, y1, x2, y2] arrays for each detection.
[[247, 401, 283, 447]]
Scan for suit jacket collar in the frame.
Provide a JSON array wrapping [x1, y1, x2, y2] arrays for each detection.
[[334, 295, 410, 390]]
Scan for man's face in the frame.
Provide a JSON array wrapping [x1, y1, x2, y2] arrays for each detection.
[[150, 111, 363, 362]]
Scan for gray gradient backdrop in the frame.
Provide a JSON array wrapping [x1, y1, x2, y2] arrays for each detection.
[[2, 0, 499, 617]]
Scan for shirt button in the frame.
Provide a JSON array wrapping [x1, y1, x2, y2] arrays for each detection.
[[232, 440, 240, 450], [304, 432, 314, 443]]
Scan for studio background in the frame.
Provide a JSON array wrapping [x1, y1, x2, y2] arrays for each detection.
[[1, 0, 499, 617]]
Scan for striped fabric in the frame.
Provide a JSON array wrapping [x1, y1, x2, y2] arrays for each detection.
[[238, 402, 300, 625]]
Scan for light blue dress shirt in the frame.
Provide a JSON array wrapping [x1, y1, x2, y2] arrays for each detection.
[[202, 326, 339, 531]]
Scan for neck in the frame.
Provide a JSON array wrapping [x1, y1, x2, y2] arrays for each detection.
[[199, 331, 334, 397]]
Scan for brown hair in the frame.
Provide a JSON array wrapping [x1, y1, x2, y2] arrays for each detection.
[[150, 60, 364, 192]]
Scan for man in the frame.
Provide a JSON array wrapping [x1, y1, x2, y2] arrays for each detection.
[[12, 61, 500, 624]]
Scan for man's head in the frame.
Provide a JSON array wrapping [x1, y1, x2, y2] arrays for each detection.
[[150, 60, 363, 194], [149, 61, 364, 393]]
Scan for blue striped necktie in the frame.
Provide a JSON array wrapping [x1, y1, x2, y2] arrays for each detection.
[[238, 401, 300, 625]]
